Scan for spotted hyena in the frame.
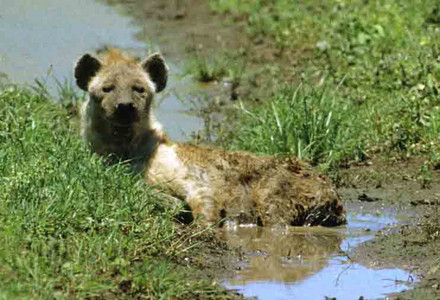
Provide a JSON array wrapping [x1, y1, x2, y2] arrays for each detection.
[[74, 48, 346, 226]]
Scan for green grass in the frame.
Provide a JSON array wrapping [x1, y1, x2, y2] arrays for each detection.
[[184, 50, 247, 86], [185, 55, 228, 83], [0, 87, 234, 299], [209, 0, 440, 171], [217, 84, 349, 163]]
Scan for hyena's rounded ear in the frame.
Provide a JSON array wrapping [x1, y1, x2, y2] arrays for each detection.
[[74, 54, 102, 91], [141, 53, 169, 93]]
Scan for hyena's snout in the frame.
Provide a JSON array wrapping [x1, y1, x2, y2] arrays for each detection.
[[113, 102, 139, 124]]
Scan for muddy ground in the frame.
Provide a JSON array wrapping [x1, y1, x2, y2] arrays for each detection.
[[339, 158, 440, 299], [103, 1, 440, 298]]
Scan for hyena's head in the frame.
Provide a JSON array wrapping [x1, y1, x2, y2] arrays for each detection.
[[74, 48, 168, 126]]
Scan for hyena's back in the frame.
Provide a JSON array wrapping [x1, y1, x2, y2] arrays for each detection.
[[175, 143, 345, 227]]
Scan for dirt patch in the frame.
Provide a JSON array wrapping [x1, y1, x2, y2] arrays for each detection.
[[101, 0, 246, 59], [171, 224, 237, 274]]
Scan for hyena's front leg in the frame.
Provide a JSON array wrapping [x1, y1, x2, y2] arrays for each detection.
[[172, 163, 219, 224], [148, 144, 219, 225], [185, 185, 218, 224]]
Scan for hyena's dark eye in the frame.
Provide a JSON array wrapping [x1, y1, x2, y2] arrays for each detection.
[[132, 86, 145, 93], [102, 85, 115, 93]]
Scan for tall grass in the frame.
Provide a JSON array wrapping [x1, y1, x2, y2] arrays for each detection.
[[185, 51, 247, 86], [0, 87, 232, 299], [220, 84, 361, 165]]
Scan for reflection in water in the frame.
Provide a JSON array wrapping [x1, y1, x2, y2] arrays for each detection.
[[229, 262, 413, 300], [222, 207, 415, 300], [221, 226, 342, 284]]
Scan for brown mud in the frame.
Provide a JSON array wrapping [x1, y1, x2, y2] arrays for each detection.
[[101, 0, 245, 58], [99, 0, 440, 298]]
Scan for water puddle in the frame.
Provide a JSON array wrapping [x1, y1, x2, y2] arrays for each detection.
[[0, 0, 202, 141], [221, 203, 415, 300]]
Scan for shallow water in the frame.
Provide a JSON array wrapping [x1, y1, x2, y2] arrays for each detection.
[[222, 203, 415, 300], [0, 0, 202, 141]]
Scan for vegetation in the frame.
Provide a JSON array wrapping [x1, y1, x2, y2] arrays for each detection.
[[0, 87, 234, 299], [184, 50, 247, 88], [217, 84, 357, 166], [206, 0, 440, 172]]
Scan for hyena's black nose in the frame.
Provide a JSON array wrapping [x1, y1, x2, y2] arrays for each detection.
[[116, 103, 135, 114], [115, 103, 137, 124]]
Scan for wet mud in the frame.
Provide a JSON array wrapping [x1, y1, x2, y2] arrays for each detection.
[[100, 0, 246, 58]]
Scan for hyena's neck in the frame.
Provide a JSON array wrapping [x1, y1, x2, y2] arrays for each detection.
[[83, 101, 168, 170]]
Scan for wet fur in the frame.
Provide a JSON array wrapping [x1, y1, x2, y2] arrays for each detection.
[[76, 49, 346, 226]]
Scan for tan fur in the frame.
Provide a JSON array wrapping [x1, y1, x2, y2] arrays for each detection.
[[101, 48, 138, 65], [76, 49, 346, 226]]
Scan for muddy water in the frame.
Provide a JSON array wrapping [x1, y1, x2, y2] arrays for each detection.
[[222, 203, 415, 300], [0, 0, 202, 141]]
